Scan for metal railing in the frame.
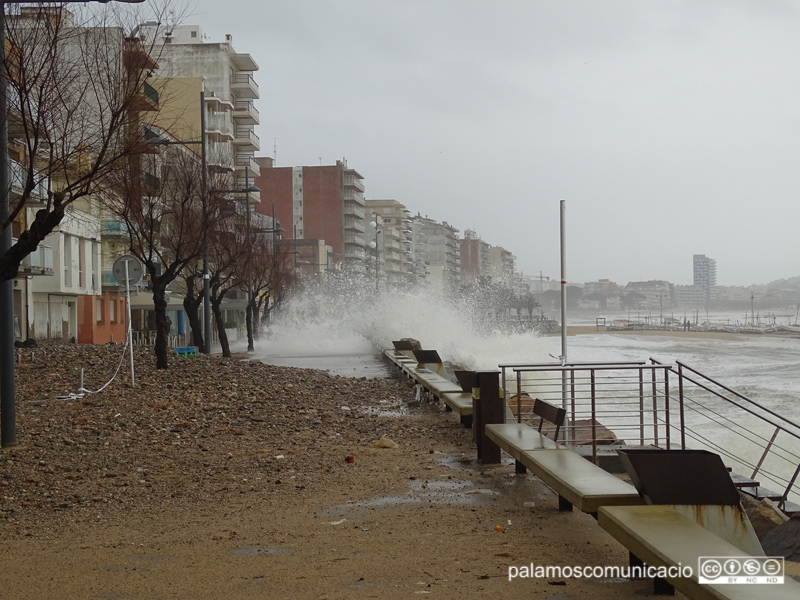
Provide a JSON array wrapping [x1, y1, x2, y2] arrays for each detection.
[[500, 360, 800, 508], [655, 359, 800, 509]]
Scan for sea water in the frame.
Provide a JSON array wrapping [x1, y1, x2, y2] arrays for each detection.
[[252, 292, 800, 500]]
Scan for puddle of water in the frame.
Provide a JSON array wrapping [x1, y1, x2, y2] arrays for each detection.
[[319, 474, 499, 519], [230, 546, 293, 557]]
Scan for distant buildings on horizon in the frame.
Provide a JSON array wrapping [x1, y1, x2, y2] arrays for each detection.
[[530, 253, 799, 313]]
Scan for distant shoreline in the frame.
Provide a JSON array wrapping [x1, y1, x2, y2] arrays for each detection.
[[559, 325, 800, 341]]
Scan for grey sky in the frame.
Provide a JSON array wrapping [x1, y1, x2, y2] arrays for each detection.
[[185, 0, 800, 287]]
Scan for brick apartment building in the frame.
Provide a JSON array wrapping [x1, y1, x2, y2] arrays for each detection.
[[255, 159, 368, 274]]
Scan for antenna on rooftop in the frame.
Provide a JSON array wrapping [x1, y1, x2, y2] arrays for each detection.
[[273, 138, 277, 164]]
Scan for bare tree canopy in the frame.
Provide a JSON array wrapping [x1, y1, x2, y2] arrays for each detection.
[[0, 2, 181, 282]]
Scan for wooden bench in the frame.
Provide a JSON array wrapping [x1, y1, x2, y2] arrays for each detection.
[[485, 397, 567, 469], [518, 448, 644, 513], [486, 398, 643, 514], [441, 391, 474, 427], [599, 504, 800, 599]]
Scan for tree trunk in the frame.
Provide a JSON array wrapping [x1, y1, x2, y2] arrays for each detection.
[[182, 279, 204, 351], [152, 280, 170, 370], [245, 297, 255, 351], [211, 297, 230, 358]]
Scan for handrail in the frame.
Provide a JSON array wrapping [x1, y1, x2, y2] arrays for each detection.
[[651, 357, 800, 508], [676, 360, 800, 432], [503, 358, 800, 508]]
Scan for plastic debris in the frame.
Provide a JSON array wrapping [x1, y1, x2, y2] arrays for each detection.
[[373, 435, 399, 449]]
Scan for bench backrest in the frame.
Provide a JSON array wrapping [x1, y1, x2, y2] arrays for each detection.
[[533, 398, 566, 441]]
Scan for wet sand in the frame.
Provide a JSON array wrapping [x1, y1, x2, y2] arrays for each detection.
[[0, 344, 676, 599]]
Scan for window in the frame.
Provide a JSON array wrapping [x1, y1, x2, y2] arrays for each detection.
[[78, 239, 86, 288], [191, 30, 197, 38], [96, 299, 103, 323], [109, 299, 116, 323], [63, 234, 72, 287]]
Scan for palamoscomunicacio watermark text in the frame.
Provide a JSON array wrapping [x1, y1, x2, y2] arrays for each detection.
[[509, 556, 785, 585]]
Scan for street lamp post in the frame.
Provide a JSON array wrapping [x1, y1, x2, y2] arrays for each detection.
[[242, 166, 257, 352], [369, 215, 381, 291], [214, 170, 258, 351], [148, 96, 210, 354], [1, 0, 146, 447]]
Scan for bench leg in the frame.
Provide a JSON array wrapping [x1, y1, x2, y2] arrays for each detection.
[[558, 495, 573, 512], [445, 404, 453, 412], [515, 460, 527, 474], [461, 415, 472, 429]]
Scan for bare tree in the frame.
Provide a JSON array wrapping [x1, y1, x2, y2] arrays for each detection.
[[107, 144, 222, 369], [250, 232, 291, 334], [0, 3, 180, 281], [206, 207, 248, 358]]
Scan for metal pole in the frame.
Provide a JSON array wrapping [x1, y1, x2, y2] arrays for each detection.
[[245, 166, 253, 352], [0, 4, 16, 446], [124, 259, 135, 388], [559, 200, 568, 442], [200, 88, 211, 354]]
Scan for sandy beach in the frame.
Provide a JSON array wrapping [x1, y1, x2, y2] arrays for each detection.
[[0, 342, 796, 599]]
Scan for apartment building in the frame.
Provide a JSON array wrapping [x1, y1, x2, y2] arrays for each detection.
[[693, 254, 717, 303], [410, 215, 460, 293], [365, 199, 413, 287], [460, 230, 491, 282], [139, 23, 261, 207], [8, 8, 159, 343], [256, 160, 368, 274]]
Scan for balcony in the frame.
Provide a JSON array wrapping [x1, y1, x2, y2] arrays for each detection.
[[204, 91, 234, 112], [232, 100, 259, 125], [343, 174, 364, 192], [344, 232, 365, 246], [9, 159, 48, 206], [123, 41, 158, 72], [235, 179, 261, 203], [142, 171, 160, 195], [14, 238, 53, 276], [232, 127, 260, 151], [343, 188, 364, 202], [344, 202, 365, 220], [206, 112, 234, 142], [130, 80, 159, 112], [234, 154, 260, 178], [230, 72, 259, 99], [101, 218, 129, 236], [231, 53, 259, 72], [344, 217, 365, 233]]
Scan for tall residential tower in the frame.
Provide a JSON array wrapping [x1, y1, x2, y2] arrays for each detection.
[[693, 254, 717, 302]]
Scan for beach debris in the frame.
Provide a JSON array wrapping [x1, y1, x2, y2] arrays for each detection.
[[345, 455, 355, 463], [495, 525, 503, 532], [523, 501, 535, 508], [373, 435, 399, 449], [329, 519, 347, 525]]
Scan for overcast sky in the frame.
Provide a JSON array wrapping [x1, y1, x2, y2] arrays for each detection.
[[183, 0, 800, 287]]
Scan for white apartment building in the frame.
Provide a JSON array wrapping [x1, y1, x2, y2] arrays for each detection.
[[139, 23, 261, 201]]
